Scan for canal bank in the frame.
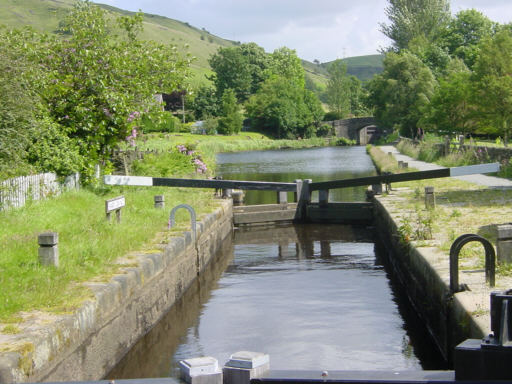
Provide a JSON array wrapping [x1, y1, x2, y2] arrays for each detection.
[[0, 200, 233, 383], [372, 195, 488, 362]]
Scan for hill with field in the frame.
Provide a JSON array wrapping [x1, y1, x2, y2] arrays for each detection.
[[0, 0, 383, 86]]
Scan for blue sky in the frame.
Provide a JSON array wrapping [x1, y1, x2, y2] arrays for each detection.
[[93, 0, 511, 62]]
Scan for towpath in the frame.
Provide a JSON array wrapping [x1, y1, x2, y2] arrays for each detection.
[[379, 145, 512, 188]]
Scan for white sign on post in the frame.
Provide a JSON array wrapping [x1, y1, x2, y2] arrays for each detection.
[[105, 196, 125, 223]]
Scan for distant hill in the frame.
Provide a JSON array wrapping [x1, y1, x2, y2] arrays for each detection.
[[0, 0, 237, 85], [0, 0, 383, 86], [309, 55, 384, 82]]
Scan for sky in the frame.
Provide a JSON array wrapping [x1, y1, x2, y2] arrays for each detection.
[[93, 0, 512, 62]]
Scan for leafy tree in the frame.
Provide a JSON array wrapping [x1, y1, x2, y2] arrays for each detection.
[[367, 51, 436, 137], [246, 77, 323, 139], [266, 47, 306, 88], [441, 9, 495, 69], [420, 68, 476, 136], [190, 86, 220, 120], [0, 27, 82, 178], [41, 0, 191, 177], [408, 36, 452, 77], [217, 89, 243, 135], [209, 43, 269, 102], [326, 59, 351, 119], [473, 30, 512, 145], [381, 0, 451, 51]]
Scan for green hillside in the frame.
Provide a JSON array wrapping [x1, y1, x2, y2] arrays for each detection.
[[0, 0, 237, 85], [0, 0, 382, 85], [321, 54, 385, 82]]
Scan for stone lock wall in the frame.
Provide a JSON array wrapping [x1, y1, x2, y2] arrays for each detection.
[[0, 200, 233, 383]]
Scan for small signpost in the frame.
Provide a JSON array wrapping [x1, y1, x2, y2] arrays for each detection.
[[105, 195, 125, 223]]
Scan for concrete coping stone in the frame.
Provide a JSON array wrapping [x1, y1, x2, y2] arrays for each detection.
[[225, 351, 270, 369], [180, 356, 220, 377], [38, 232, 58, 246], [497, 224, 512, 240]]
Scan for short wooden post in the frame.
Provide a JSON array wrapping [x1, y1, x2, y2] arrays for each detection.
[[444, 136, 451, 156], [497, 224, 512, 264], [398, 160, 404, 168], [38, 232, 59, 267], [459, 135, 465, 147], [425, 186, 436, 209], [319, 190, 329, 207], [402, 162, 408, 169], [154, 195, 165, 209], [277, 191, 288, 204]]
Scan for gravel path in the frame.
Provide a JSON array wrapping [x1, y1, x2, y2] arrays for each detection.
[[379, 145, 512, 188]]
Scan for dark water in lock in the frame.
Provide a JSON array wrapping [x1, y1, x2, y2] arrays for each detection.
[[108, 146, 445, 380]]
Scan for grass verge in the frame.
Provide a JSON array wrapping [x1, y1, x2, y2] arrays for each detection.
[[369, 145, 512, 279]]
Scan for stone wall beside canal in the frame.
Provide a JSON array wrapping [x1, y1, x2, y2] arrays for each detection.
[[373, 196, 488, 363], [0, 200, 233, 383]]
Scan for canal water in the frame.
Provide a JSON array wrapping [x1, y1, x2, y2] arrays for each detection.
[[108, 146, 445, 380], [216, 146, 376, 204]]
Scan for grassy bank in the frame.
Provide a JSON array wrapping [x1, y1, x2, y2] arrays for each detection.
[[0, 187, 217, 324], [368, 145, 512, 279], [1, 133, 340, 327], [396, 137, 512, 179], [137, 132, 342, 172]]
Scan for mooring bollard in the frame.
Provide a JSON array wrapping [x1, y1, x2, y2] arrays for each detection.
[[497, 224, 512, 264], [154, 195, 165, 209], [318, 190, 329, 207], [277, 191, 288, 204], [38, 232, 59, 267], [425, 186, 436, 209], [222, 189, 232, 199], [223, 351, 270, 384], [179, 356, 222, 384], [232, 190, 244, 206], [371, 184, 383, 195]]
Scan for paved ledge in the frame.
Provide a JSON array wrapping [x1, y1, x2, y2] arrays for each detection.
[[0, 199, 233, 383]]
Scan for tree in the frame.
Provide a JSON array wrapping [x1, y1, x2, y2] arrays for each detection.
[[190, 86, 220, 120], [41, 0, 192, 177], [380, 0, 451, 51], [266, 47, 306, 88], [217, 89, 243, 135], [473, 30, 512, 145], [441, 9, 495, 69], [421, 68, 476, 136], [367, 51, 436, 137], [246, 77, 323, 139], [326, 59, 351, 119], [208, 43, 269, 102]]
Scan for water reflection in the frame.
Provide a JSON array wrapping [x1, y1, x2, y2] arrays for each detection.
[[217, 146, 376, 204], [108, 224, 444, 380]]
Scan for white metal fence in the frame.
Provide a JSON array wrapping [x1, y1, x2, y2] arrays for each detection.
[[0, 172, 80, 211]]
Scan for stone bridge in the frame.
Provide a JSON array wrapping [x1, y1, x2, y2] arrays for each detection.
[[326, 117, 388, 145]]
